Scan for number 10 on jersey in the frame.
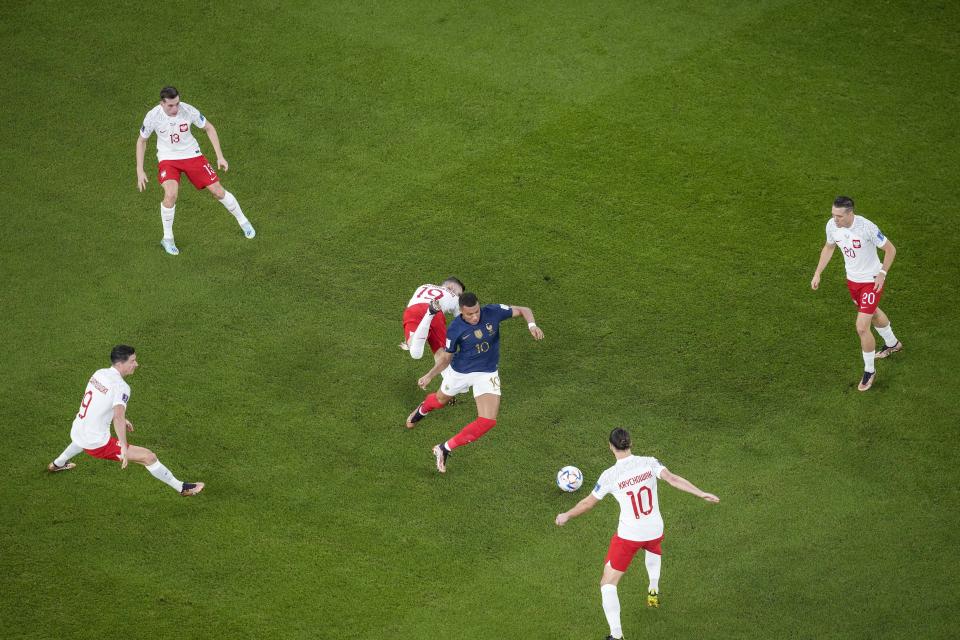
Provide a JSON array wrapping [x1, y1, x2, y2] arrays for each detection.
[[627, 487, 653, 517]]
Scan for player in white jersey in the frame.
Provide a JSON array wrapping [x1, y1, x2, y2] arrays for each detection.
[[400, 277, 465, 362], [135, 86, 255, 256], [47, 345, 204, 497], [811, 196, 901, 391], [556, 428, 718, 639]]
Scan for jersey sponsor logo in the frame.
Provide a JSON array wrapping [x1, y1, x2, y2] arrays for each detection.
[[445, 339, 451, 349], [121, 393, 129, 403], [852, 239, 861, 248], [160, 170, 167, 179], [179, 123, 188, 132], [617, 470, 653, 490], [593, 482, 601, 493], [877, 231, 885, 241], [499, 304, 510, 310], [140, 126, 146, 134]]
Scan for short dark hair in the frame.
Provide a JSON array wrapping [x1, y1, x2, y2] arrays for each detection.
[[442, 276, 465, 291], [833, 196, 855, 211], [110, 345, 136, 364], [160, 86, 179, 101], [609, 428, 632, 451], [459, 292, 479, 308]]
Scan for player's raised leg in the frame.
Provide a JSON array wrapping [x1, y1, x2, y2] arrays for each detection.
[[600, 563, 626, 640], [872, 307, 902, 358], [408, 300, 440, 359], [160, 179, 180, 255], [126, 444, 204, 497], [48, 442, 84, 472], [207, 182, 255, 239], [856, 312, 877, 390]]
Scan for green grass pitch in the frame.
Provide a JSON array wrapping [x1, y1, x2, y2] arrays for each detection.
[[2, 1, 958, 638]]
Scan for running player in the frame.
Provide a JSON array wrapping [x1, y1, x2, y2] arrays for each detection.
[[400, 277, 465, 363], [555, 428, 719, 639], [136, 86, 255, 255], [811, 196, 901, 391], [47, 345, 204, 497], [404, 292, 544, 471]]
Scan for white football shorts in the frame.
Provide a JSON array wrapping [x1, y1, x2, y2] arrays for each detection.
[[440, 367, 501, 397]]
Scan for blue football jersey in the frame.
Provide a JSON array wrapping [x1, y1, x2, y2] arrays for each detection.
[[446, 304, 514, 373]]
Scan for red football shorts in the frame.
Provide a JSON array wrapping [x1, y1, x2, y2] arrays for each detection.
[[158, 155, 219, 190], [605, 533, 663, 572], [402, 303, 447, 353], [84, 437, 123, 461], [846, 279, 884, 314]]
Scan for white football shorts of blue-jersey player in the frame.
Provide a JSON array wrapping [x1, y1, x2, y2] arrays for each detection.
[[404, 291, 544, 473]]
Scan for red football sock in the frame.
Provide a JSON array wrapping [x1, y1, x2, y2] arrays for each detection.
[[421, 393, 445, 414], [446, 417, 496, 450]]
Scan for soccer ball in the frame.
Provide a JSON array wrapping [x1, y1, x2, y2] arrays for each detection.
[[556, 466, 584, 492]]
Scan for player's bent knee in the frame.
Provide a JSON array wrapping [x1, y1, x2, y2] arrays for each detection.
[[131, 448, 158, 465]]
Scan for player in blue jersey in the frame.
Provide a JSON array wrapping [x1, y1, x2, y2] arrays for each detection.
[[404, 292, 544, 473]]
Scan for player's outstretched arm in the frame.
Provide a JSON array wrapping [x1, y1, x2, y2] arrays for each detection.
[[811, 242, 836, 290], [135, 136, 149, 192], [418, 351, 453, 390], [556, 494, 600, 526], [112, 405, 130, 469], [510, 306, 544, 340], [203, 122, 228, 171], [874, 240, 896, 292], [660, 469, 719, 503]]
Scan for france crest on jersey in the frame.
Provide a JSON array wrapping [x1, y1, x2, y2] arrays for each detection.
[[446, 304, 513, 373]]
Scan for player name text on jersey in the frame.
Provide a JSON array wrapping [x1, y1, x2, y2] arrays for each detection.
[[618, 471, 653, 490]]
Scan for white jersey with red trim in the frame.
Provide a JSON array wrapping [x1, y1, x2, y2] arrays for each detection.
[[406, 284, 460, 315], [70, 367, 131, 449], [826, 215, 888, 283], [140, 102, 206, 162], [592, 455, 665, 542]]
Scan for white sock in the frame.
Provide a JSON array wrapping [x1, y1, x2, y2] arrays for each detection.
[[600, 584, 622, 639], [54, 442, 84, 467], [219, 191, 249, 226], [409, 310, 435, 359], [862, 350, 876, 373], [645, 551, 662, 592], [146, 460, 184, 493], [876, 323, 897, 347], [160, 205, 176, 239]]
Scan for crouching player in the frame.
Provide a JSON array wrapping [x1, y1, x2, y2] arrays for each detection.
[[400, 277, 465, 362], [47, 345, 204, 497]]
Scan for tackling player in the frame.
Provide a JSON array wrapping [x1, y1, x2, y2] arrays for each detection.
[[135, 86, 255, 255], [404, 292, 544, 471], [46, 345, 204, 497], [811, 196, 902, 391], [400, 277, 465, 363], [555, 428, 719, 639]]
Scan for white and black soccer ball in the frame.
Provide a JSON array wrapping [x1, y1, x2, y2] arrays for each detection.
[[556, 465, 584, 492]]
